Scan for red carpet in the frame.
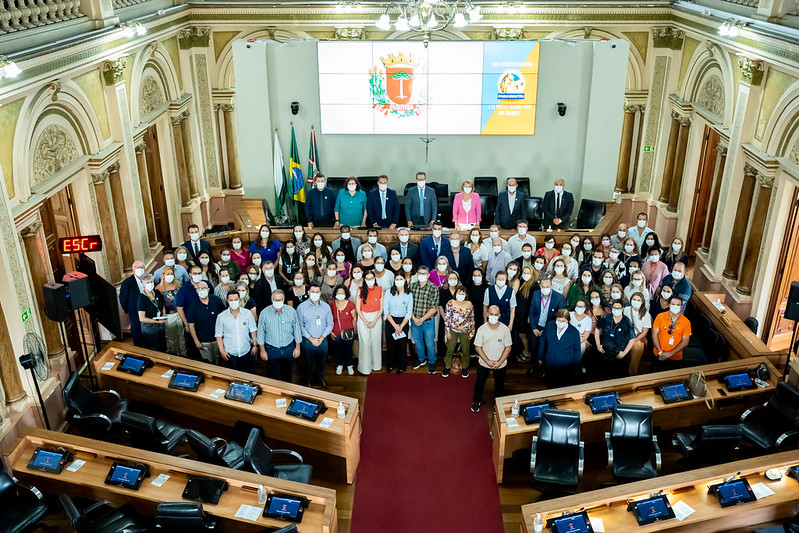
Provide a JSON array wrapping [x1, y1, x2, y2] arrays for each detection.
[[351, 373, 504, 533]]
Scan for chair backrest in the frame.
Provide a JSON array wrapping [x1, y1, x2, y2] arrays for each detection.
[[479, 196, 498, 228], [57, 493, 86, 533], [610, 405, 653, 441], [695, 425, 741, 447], [538, 409, 580, 448], [273, 525, 299, 533], [403, 182, 416, 197], [511, 177, 530, 197], [243, 427, 273, 475], [186, 430, 218, 462], [473, 176, 498, 197], [120, 411, 158, 435], [326, 177, 346, 196], [63, 372, 92, 416], [156, 502, 215, 531], [743, 316, 759, 334], [0, 466, 17, 504], [428, 181, 449, 200], [767, 382, 799, 427], [575, 199, 606, 229], [525, 196, 543, 228], [358, 176, 379, 193]]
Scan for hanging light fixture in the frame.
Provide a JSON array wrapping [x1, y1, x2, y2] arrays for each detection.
[[375, 0, 482, 47]]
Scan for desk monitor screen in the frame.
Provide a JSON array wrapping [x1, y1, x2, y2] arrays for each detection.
[[182, 475, 228, 505], [789, 465, 799, 481], [723, 372, 755, 392], [117, 355, 147, 376], [630, 495, 676, 526], [522, 402, 553, 425], [225, 382, 259, 404], [712, 479, 757, 507], [287, 397, 326, 422], [263, 494, 308, 523], [168, 371, 203, 392], [587, 393, 620, 414], [104, 462, 147, 490], [658, 383, 691, 404], [27, 448, 68, 474], [547, 511, 593, 533]]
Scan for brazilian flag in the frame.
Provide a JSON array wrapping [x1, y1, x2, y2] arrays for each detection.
[[290, 126, 305, 224]]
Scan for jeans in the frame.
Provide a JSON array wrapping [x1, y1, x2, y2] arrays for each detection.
[[411, 318, 436, 365], [228, 351, 256, 373], [141, 322, 166, 352], [331, 336, 354, 366], [445, 331, 471, 371], [265, 344, 295, 383], [303, 338, 328, 382], [473, 364, 507, 403], [385, 317, 409, 371]]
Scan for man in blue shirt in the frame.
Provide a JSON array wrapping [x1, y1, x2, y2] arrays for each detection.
[[305, 173, 337, 228], [659, 262, 692, 311], [419, 222, 449, 269], [366, 174, 400, 228], [405, 171, 437, 227], [297, 286, 334, 388], [153, 249, 189, 284], [257, 290, 302, 383]]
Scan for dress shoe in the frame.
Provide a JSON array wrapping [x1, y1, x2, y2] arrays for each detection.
[[320, 378, 329, 389]]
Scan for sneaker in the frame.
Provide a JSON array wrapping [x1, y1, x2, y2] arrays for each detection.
[[336, 365, 343, 375], [471, 401, 481, 413], [462, 368, 469, 378], [387, 367, 394, 374], [442, 367, 450, 378], [347, 366, 355, 376], [428, 366, 437, 375], [412, 360, 426, 370]]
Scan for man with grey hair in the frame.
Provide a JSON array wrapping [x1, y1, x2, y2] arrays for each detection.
[[119, 259, 147, 346], [526, 275, 567, 376], [257, 289, 302, 383]]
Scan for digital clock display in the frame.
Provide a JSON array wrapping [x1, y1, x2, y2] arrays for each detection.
[[59, 235, 103, 254]]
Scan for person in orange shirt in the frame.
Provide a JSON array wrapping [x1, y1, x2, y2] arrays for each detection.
[[651, 296, 692, 370]]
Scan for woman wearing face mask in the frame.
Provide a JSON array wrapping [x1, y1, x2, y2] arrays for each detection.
[[469, 228, 489, 269], [333, 251, 351, 281], [535, 235, 560, 268], [621, 258, 642, 288], [549, 242, 578, 280], [287, 272, 308, 308], [320, 265, 344, 303], [137, 274, 167, 352], [249, 252, 264, 272], [249, 224, 282, 263], [605, 245, 627, 281], [310, 232, 333, 267], [278, 241, 302, 285], [569, 299, 593, 356], [588, 289, 605, 323], [550, 258, 571, 296], [624, 271, 650, 310], [580, 237, 595, 266], [234, 281, 258, 322], [373, 257, 395, 294], [214, 267, 236, 302], [302, 253, 323, 286], [346, 265, 365, 302], [592, 299, 636, 380], [401, 258, 417, 284], [387, 250, 404, 275], [357, 271, 384, 374], [539, 309, 582, 388], [623, 292, 652, 375], [357, 243, 377, 273], [213, 249, 240, 281], [197, 251, 219, 287], [506, 263, 521, 292], [599, 270, 619, 302], [621, 237, 641, 267], [607, 283, 627, 309], [642, 248, 668, 298], [640, 232, 663, 259], [650, 285, 672, 322], [662, 237, 688, 270], [443, 285, 475, 378], [468, 268, 487, 348], [569, 233, 584, 263], [567, 268, 597, 310], [245, 266, 260, 291], [291, 225, 311, 258], [530, 255, 547, 284], [597, 233, 613, 258], [430, 257, 452, 288], [229, 236, 249, 269], [156, 267, 185, 356], [452, 180, 482, 231], [331, 285, 357, 376], [334, 177, 368, 228], [175, 246, 194, 271], [384, 274, 412, 374], [515, 266, 538, 362]]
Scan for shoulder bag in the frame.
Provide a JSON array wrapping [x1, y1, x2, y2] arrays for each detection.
[[688, 369, 714, 409], [336, 305, 356, 341]]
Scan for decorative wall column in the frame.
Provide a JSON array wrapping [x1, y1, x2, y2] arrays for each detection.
[[700, 143, 728, 253], [179, 113, 199, 200], [0, 301, 25, 404], [667, 114, 692, 212], [106, 162, 134, 269], [134, 142, 158, 247], [170, 109, 192, 207], [19, 221, 64, 358], [615, 105, 637, 193], [221, 104, 242, 190], [722, 164, 758, 280], [92, 170, 123, 283], [658, 112, 681, 202], [737, 173, 775, 295]]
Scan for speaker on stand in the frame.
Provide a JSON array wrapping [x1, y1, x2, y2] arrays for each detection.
[[63, 272, 97, 388], [783, 281, 799, 380], [43, 282, 74, 375]]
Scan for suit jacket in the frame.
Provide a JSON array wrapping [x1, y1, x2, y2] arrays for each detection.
[[494, 191, 527, 230], [440, 245, 475, 284], [331, 237, 362, 254], [528, 290, 567, 331], [118, 275, 142, 320], [182, 239, 212, 264], [405, 186, 438, 226], [252, 276, 285, 314], [366, 187, 400, 228], [419, 235, 450, 269], [388, 242, 420, 265], [542, 190, 574, 229], [305, 186, 337, 225]]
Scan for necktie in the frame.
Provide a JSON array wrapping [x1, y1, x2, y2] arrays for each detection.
[[555, 193, 560, 213], [381, 192, 386, 219], [435, 241, 440, 256], [419, 189, 424, 218], [194, 243, 199, 256], [401, 246, 406, 259]]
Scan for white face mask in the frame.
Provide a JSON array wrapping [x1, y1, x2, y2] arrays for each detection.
[[540, 287, 552, 296], [470, 235, 480, 243], [399, 235, 409, 243], [555, 266, 565, 274], [417, 181, 426, 189], [582, 276, 592, 284], [352, 272, 363, 280], [632, 279, 642, 287], [522, 251, 532, 259], [164, 274, 175, 283], [575, 306, 586, 314], [448, 279, 458, 286], [238, 291, 247, 299], [336, 256, 345, 263], [336, 293, 346, 301], [562, 249, 572, 257], [145, 282, 154, 291], [557, 320, 567, 329], [609, 252, 619, 260], [232, 242, 242, 250], [611, 292, 622, 299], [310, 292, 321, 302], [650, 255, 660, 263], [493, 246, 502, 255], [450, 239, 460, 248], [602, 240, 611, 247], [571, 240, 581, 249], [584, 243, 593, 251], [507, 185, 517, 194], [495, 279, 506, 288], [368, 236, 378, 245], [294, 232, 304, 240], [260, 231, 270, 239], [545, 242, 554, 249], [603, 278, 613, 286], [312, 239, 322, 247], [473, 276, 483, 284], [191, 274, 202, 283], [661, 291, 673, 300], [220, 276, 230, 284], [229, 300, 240, 310], [433, 230, 442, 238], [631, 300, 642, 310], [200, 258, 210, 265], [197, 289, 209, 299], [591, 297, 601, 306], [189, 233, 200, 242], [463, 186, 472, 194], [134, 268, 145, 278], [375, 263, 385, 272], [672, 243, 682, 252], [612, 308, 623, 317], [456, 293, 466, 301], [391, 254, 401, 262], [518, 228, 527, 236], [670, 304, 682, 314], [618, 231, 627, 238], [437, 264, 447, 272], [379, 183, 388, 192], [249, 273, 259, 281], [221, 254, 230, 262], [554, 185, 564, 193], [362, 252, 372, 259], [341, 233, 350, 240], [327, 270, 337, 277], [638, 219, 647, 228], [264, 269, 274, 278], [592, 258, 603, 267], [522, 273, 532, 281], [285, 247, 295, 255], [490, 231, 499, 240], [507, 269, 518, 278], [534, 263, 544, 271], [672, 271, 684, 280], [316, 181, 325, 190], [488, 315, 500, 324], [646, 239, 655, 247], [273, 301, 284, 310], [294, 279, 304, 286], [629, 266, 639, 274], [624, 244, 635, 253], [347, 184, 357, 192], [417, 274, 428, 282], [164, 259, 175, 267], [395, 279, 405, 287], [252, 258, 262, 266], [403, 264, 413, 272]]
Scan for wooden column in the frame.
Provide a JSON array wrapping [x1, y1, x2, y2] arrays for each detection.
[[221, 103, 242, 190], [171, 113, 191, 207], [135, 142, 158, 248], [736, 173, 775, 295], [179, 113, 199, 200], [93, 171, 123, 283], [723, 164, 759, 280], [20, 221, 64, 358], [107, 162, 134, 270], [0, 301, 26, 404], [667, 115, 692, 212], [615, 106, 636, 193], [658, 112, 681, 203], [700, 144, 728, 253], [629, 106, 645, 193]]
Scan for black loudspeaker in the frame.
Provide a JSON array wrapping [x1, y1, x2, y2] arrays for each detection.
[[43, 283, 69, 322], [786, 281, 799, 322], [62, 271, 92, 310]]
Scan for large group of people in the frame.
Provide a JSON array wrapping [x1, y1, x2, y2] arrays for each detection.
[[119, 175, 693, 414]]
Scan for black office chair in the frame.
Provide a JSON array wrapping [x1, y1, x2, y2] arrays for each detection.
[[478, 195, 497, 228], [326, 177, 346, 196], [428, 181, 449, 203], [59, 494, 149, 533], [62, 372, 128, 438], [575, 199, 606, 229], [605, 405, 660, 481], [120, 411, 186, 454], [473, 176, 498, 197], [525, 196, 544, 230], [243, 428, 313, 483], [674, 425, 741, 465], [155, 502, 216, 531], [403, 182, 416, 197], [511, 177, 530, 197], [744, 316, 759, 334], [739, 381, 799, 451], [358, 176, 378, 193], [530, 409, 583, 488], [186, 429, 245, 470], [0, 465, 48, 533]]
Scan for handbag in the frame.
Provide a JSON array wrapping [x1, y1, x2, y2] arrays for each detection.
[[688, 370, 714, 409], [336, 305, 356, 341]]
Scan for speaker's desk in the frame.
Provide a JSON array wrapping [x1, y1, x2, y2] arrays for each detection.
[[520, 450, 799, 533], [94, 343, 361, 484], [6, 429, 338, 533], [491, 357, 779, 483]]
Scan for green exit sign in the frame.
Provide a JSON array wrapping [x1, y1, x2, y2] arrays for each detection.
[[21, 307, 32, 323], [643, 146, 656, 152]]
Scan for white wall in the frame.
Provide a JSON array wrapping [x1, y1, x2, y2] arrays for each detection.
[[234, 39, 629, 207]]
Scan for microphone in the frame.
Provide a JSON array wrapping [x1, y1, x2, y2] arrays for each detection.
[[722, 471, 741, 485]]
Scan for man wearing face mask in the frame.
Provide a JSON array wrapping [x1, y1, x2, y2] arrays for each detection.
[[252, 261, 282, 314], [388, 227, 420, 266], [526, 276, 567, 376], [257, 290, 302, 383], [154, 250, 190, 285], [538, 309, 582, 388], [182, 224, 211, 264], [297, 286, 335, 388], [306, 173, 337, 228], [485, 238, 512, 285], [507, 220, 537, 260], [366, 174, 400, 229], [420, 222, 450, 269], [658, 262, 692, 312], [494, 178, 528, 230], [483, 271, 517, 327], [542, 178, 574, 230], [187, 281, 226, 364], [409, 265, 440, 374], [405, 171, 438, 228], [652, 296, 692, 370], [119, 260, 149, 347], [215, 291, 258, 372], [610, 223, 629, 250], [471, 305, 513, 413], [482, 224, 509, 254], [331, 225, 361, 264], [588, 249, 608, 284], [518, 243, 535, 271], [627, 212, 654, 249], [593, 299, 636, 379], [440, 230, 474, 283], [356, 229, 387, 261]]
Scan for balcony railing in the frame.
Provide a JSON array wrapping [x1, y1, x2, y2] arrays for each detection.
[[0, 0, 84, 33]]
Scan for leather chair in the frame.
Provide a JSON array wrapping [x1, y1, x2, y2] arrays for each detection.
[[739, 381, 799, 451], [62, 372, 128, 438], [473, 176, 498, 197], [479, 195, 498, 228], [186, 429, 245, 470], [575, 199, 606, 229], [525, 196, 544, 230], [120, 411, 186, 454], [155, 502, 216, 531], [0, 465, 48, 533], [530, 409, 584, 487], [605, 405, 661, 481], [674, 425, 741, 465], [429, 181, 449, 203], [744, 316, 759, 334], [59, 494, 149, 533], [511, 177, 530, 197], [243, 428, 313, 483], [326, 177, 346, 196], [357, 176, 378, 193], [403, 182, 416, 197]]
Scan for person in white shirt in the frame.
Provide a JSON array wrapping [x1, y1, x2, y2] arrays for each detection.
[[623, 292, 651, 375], [356, 228, 387, 261], [482, 224, 509, 255], [471, 305, 512, 413], [569, 299, 593, 355], [507, 220, 537, 259], [215, 291, 258, 372], [627, 212, 654, 249]]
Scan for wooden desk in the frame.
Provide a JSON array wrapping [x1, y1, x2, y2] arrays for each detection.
[[520, 450, 799, 533], [491, 357, 779, 483], [6, 429, 338, 533], [93, 343, 361, 484]]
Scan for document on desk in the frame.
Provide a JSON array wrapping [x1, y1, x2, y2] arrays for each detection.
[[151, 474, 170, 487], [320, 417, 334, 428], [589, 517, 605, 532], [506, 418, 519, 428], [101, 362, 115, 371], [209, 388, 226, 399], [161, 369, 174, 378], [752, 482, 776, 499], [276, 398, 287, 408], [66, 459, 86, 472], [234, 504, 262, 521], [672, 500, 695, 521]]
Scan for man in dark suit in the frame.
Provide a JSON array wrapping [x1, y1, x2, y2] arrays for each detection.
[[366, 174, 400, 229], [405, 171, 437, 227], [419, 222, 450, 269], [440, 230, 474, 284], [305, 173, 337, 228], [494, 178, 528, 230], [252, 261, 284, 313], [182, 224, 211, 264], [119, 260, 147, 347], [542, 178, 574, 230], [527, 276, 567, 375], [388, 227, 420, 266]]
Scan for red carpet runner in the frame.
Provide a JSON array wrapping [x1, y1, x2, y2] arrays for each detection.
[[351, 373, 504, 533]]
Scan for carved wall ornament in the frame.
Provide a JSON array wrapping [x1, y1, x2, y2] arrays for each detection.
[[32, 125, 79, 185], [170, 109, 190, 125], [102, 57, 127, 86], [789, 139, 799, 166], [139, 74, 166, 118], [717, 144, 728, 157], [737, 56, 765, 86], [583, 27, 593, 39], [696, 75, 725, 117], [493, 27, 524, 41], [220, 103, 234, 113], [652, 26, 685, 49], [743, 163, 758, 177], [135, 142, 146, 154], [334, 27, 365, 40], [47, 81, 61, 102], [20, 220, 44, 238], [757, 173, 776, 189], [623, 104, 639, 114], [671, 110, 680, 121], [92, 170, 109, 185], [678, 115, 692, 127], [178, 27, 211, 49]]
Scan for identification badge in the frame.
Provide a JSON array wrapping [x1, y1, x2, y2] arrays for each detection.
[[316, 316, 321, 326], [668, 337, 675, 345]]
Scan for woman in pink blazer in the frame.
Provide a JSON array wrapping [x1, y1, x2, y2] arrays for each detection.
[[452, 180, 482, 231]]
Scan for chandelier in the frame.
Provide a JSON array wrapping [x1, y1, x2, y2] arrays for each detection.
[[375, 0, 483, 47]]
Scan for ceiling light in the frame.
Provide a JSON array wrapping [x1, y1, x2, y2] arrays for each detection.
[[376, 13, 392, 30], [395, 16, 410, 31], [453, 12, 467, 27]]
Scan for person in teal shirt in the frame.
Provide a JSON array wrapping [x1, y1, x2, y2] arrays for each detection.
[[335, 177, 368, 228]]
